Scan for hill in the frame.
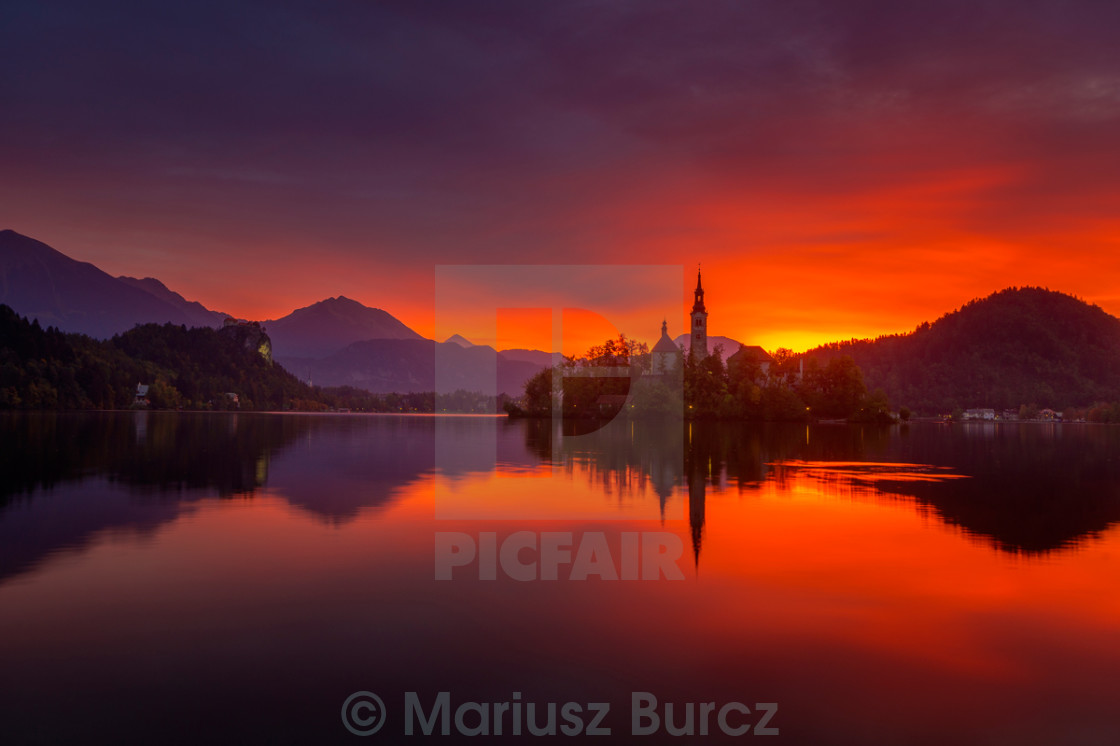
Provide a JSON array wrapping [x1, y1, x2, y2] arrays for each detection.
[[0, 230, 207, 337], [0, 303, 314, 410], [497, 348, 554, 369], [674, 334, 744, 356], [282, 338, 546, 396], [805, 287, 1120, 413], [266, 295, 424, 359]]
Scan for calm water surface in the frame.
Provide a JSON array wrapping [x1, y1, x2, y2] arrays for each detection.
[[2, 413, 1120, 744]]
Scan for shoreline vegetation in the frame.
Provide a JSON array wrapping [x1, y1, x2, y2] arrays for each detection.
[[5, 303, 1120, 422], [503, 334, 896, 424]]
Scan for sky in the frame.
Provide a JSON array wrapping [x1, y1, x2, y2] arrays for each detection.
[[3, 0, 1120, 352]]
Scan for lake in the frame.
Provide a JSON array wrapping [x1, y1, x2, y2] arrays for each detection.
[[2, 412, 1120, 744]]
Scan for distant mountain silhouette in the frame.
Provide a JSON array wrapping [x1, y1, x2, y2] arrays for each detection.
[[806, 287, 1120, 412], [266, 295, 424, 359], [497, 348, 555, 369], [0, 230, 209, 337], [117, 275, 227, 329], [282, 338, 545, 396], [444, 333, 475, 347], [0, 231, 546, 396], [674, 334, 745, 357]]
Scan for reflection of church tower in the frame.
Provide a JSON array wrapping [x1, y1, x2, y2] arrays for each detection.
[[690, 267, 708, 360], [685, 423, 707, 570], [688, 464, 706, 569]]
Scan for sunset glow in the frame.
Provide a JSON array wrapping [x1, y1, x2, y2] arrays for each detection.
[[3, 2, 1120, 352]]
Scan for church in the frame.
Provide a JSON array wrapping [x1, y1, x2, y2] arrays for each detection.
[[649, 267, 774, 375]]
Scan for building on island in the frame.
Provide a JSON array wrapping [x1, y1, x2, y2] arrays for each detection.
[[690, 267, 708, 359], [727, 345, 775, 377], [641, 263, 778, 382], [651, 319, 681, 375]]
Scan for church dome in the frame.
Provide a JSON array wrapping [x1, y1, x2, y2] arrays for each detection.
[[652, 320, 679, 353]]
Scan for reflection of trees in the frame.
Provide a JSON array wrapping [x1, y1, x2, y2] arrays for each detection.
[[0, 412, 304, 505], [518, 417, 1120, 557], [718, 423, 1120, 555], [536, 415, 685, 520], [683, 423, 822, 564], [875, 424, 1120, 554], [0, 412, 311, 584]]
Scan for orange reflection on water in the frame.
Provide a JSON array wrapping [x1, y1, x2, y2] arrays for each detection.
[[693, 464, 1120, 686], [770, 460, 971, 484], [3, 450, 1120, 745]]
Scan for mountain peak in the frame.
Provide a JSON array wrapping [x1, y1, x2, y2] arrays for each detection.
[[0, 229, 66, 260], [1, 231, 215, 337], [266, 296, 424, 359], [289, 295, 379, 315], [445, 334, 475, 347]]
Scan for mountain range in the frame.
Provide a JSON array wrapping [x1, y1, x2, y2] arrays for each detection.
[[0, 229, 551, 395], [116, 275, 228, 329], [281, 339, 548, 396], [0, 230, 225, 338], [8, 228, 1120, 409]]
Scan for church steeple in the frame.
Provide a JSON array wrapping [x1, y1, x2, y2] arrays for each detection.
[[692, 266, 706, 313], [690, 265, 708, 359]]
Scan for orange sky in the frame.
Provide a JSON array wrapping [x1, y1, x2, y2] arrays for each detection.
[[4, 2, 1120, 353]]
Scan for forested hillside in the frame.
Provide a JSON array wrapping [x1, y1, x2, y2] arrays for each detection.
[[0, 305, 312, 410], [805, 288, 1120, 413]]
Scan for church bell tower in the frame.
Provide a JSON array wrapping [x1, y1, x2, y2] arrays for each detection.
[[690, 267, 708, 360]]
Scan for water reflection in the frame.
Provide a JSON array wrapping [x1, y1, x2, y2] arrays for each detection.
[[4, 414, 1120, 744], [677, 422, 1120, 556], [4, 414, 1120, 587], [0, 413, 441, 582]]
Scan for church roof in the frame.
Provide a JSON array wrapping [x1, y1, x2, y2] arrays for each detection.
[[728, 345, 774, 363], [652, 320, 679, 353]]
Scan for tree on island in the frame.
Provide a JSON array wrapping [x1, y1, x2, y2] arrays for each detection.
[[510, 332, 893, 423]]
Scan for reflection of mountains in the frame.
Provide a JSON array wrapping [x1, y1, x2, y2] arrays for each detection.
[[1, 413, 429, 508], [5, 414, 1118, 586], [0, 413, 445, 584]]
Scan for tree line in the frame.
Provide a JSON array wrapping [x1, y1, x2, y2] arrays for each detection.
[[508, 334, 896, 422], [0, 305, 496, 413], [803, 287, 1120, 414]]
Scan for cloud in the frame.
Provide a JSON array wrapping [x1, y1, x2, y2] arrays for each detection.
[[2, 1, 1120, 345]]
